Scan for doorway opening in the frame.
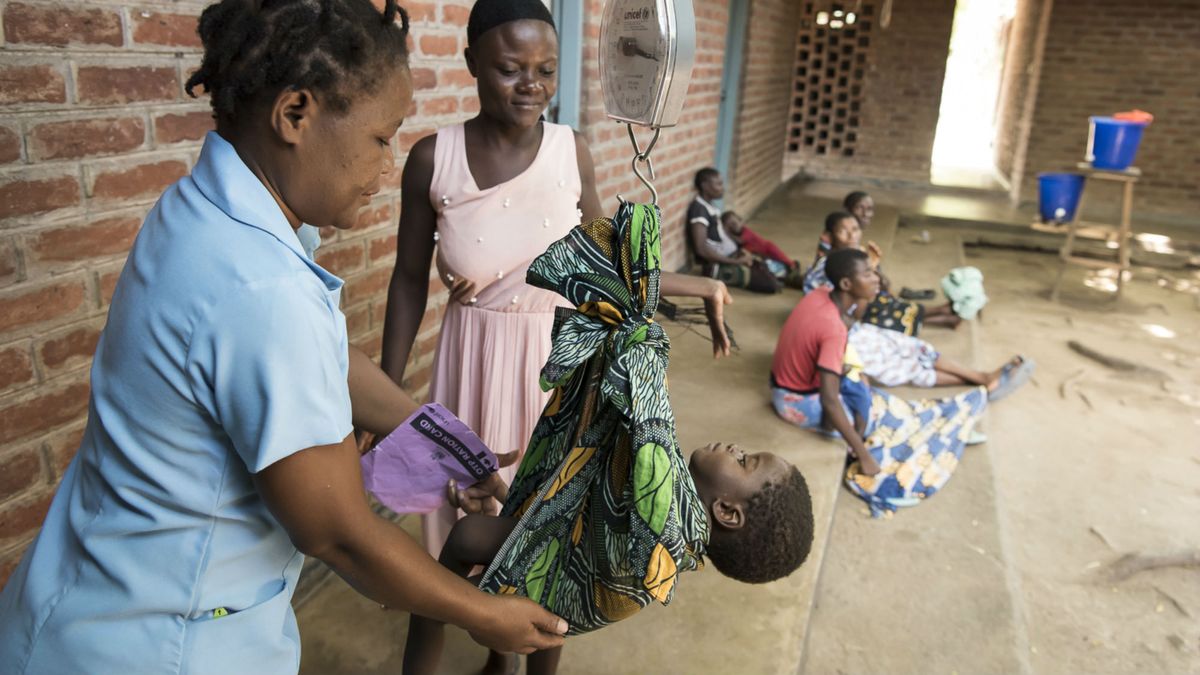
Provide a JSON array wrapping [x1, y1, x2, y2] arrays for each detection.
[[930, 0, 1017, 189]]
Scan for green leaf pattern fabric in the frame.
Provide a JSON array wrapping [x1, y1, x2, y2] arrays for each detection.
[[479, 203, 708, 635]]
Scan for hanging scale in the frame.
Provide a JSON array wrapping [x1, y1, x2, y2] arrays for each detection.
[[598, 0, 697, 204]]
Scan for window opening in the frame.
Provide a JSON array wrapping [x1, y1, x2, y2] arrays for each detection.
[[786, 2, 873, 161]]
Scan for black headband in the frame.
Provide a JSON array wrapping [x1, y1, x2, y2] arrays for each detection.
[[467, 0, 556, 47]]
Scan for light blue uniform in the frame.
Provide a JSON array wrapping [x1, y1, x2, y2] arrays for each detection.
[[0, 132, 353, 675], [297, 224, 323, 260]]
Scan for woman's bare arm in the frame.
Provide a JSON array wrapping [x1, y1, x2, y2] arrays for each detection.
[[818, 370, 880, 475], [574, 130, 604, 222], [689, 221, 747, 266], [381, 135, 438, 386], [253, 435, 568, 654]]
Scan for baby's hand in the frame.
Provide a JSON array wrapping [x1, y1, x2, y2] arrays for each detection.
[[446, 450, 521, 514], [703, 280, 733, 359]]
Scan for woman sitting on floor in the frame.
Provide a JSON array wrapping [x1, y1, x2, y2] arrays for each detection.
[[805, 211, 961, 334], [804, 216, 1030, 389], [811, 190, 874, 261], [686, 168, 781, 294], [771, 249, 1028, 516]]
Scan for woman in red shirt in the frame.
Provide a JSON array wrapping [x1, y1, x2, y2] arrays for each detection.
[[771, 249, 1024, 517]]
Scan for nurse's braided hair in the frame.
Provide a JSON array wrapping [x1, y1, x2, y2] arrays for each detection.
[[186, 0, 410, 122]]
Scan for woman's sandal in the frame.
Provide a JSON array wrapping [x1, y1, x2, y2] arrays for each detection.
[[900, 287, 936, 301], [988, 356, 1035, 402]]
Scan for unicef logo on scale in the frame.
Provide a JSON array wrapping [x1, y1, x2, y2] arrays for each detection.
[[624, 6, 652, 21]]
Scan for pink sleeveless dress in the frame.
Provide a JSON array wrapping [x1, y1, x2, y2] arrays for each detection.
[[423, 122, 582, 555]]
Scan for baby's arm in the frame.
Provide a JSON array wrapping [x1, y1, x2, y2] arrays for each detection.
[[440, 514, 518, 578]]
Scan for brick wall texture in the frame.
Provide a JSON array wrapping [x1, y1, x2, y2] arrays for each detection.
[[0, 0, 803, 585], [784, 0, 956, 184], [1016, 0, 1200, 217], [786, 0, 1200, 217], [731, 0, 801, 214]]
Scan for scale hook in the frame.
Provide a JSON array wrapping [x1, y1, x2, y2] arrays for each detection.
[[618, 123, 661, 206]]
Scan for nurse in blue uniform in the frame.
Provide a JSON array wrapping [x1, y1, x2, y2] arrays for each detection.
[[0, 1, 567, 673]]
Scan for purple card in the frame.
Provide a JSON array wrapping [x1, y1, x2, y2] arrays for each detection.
[[361, 403, 498, 514]]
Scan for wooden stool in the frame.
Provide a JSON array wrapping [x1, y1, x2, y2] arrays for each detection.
[[1050, 163, 1139, 301]]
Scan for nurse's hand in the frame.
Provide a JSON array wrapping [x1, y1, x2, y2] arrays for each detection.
[[469, 595, 568, 654]]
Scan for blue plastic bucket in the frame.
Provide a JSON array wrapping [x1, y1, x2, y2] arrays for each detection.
[[1087, 116, 1146, 170], [1038, 172, 1085, 222]]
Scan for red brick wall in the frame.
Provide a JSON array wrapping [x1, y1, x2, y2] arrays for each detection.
[[0, 0, 808, 586], [784, 0, 956, 184], [0, 0, 217, 584], [729, 0, 802, 214], [1017, 0, 1200, 217], [578, 0, 730, 269]]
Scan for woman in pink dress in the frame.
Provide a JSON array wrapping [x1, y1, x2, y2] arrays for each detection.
[[379, 3, 724, 667], [382, 4, 595, 559], [382, 7, 729, 672]]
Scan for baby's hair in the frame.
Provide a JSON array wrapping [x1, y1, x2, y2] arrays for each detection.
[[720, 210, 741, 224], [826, 248, 869, 288], [706, 467, 813, 584], [694, 167, 720, 192], [843, 191, 870, 210], [186, 0, 411, 123], [824, 210, 856, 233]]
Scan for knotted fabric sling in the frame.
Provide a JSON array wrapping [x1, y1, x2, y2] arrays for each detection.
[[479, 202, 709, 635]]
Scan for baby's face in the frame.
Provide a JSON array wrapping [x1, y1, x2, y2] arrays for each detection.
[[688, 443, 792, 507]]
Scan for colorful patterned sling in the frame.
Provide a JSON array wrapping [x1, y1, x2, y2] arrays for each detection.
[[478, 202, 709, 635]]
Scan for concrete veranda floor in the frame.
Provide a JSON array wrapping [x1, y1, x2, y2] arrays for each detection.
[[297, 179, 1200, 674]]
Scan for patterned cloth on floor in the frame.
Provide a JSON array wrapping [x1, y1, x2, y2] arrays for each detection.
[[479, 202, 708, 636], [845, 387, 987, 517], [861, 292, 923, 336], [848, 322, 940, 387]]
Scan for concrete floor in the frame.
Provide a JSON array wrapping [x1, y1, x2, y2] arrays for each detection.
[[296, 180, 1200, 674], [794, 180, 1200, 675]]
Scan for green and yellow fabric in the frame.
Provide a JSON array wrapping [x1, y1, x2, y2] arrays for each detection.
[[479, 202, 708, 635]]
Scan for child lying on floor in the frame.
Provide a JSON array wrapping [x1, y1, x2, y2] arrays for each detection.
[[720, 210, 804, 289], [403, 203, 815, 675]]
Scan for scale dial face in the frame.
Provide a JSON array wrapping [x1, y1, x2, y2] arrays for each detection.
[[600, 0, 670, 125]]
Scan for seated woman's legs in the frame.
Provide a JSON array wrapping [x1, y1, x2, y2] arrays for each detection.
[[933, 355, 1025, 391], [403, 515, 518, 675], [713, 261, 781, 294], [922, 302, 962, 329]]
